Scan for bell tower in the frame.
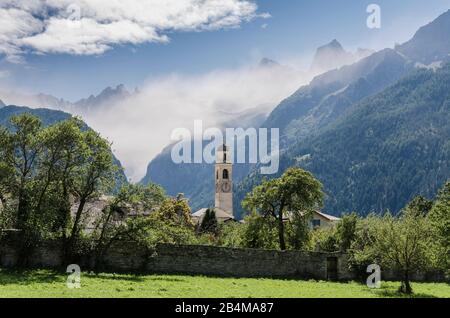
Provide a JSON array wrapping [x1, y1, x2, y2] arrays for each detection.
[[215, 144, 233, 216]]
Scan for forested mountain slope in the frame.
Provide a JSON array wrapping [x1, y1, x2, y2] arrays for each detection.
[[236, 64, 450, 217]]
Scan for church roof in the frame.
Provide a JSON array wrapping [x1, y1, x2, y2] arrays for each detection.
[[282, 210, 341, 222], [315, 211, 340, 221], [192, 208, 234, 221]]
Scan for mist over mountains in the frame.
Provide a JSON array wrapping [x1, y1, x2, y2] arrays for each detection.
[[0, 84, 134, 113], [0, 57, 312, 181], [1, 9, 450, 219], [143, 9, 450, 218]]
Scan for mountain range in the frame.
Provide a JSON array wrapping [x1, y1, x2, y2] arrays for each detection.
[[142, 9, 450, 218], [2, 9, 450, 219], [0, 84, 135, 114]]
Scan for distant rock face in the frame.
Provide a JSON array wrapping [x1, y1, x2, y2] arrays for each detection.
[[74, 84, 132, 111], [310, 39, 374, 74], [310, 39, 354, 73], [0, 84, 134, 114], [0, 99, 5, 108]]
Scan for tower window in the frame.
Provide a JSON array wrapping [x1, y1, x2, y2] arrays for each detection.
[[216, 170, 219, 180], [224, 153, 227, 162], [223, 169, 229, 180]]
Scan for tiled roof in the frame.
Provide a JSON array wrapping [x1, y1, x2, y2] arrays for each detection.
[[192, 208, 234, 220]]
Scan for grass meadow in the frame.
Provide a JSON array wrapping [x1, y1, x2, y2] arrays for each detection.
[[0, 269, 449, 298]]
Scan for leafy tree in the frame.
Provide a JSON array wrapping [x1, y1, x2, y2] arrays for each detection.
[[0, 114, 43, 230], [348, 214, 384, 275], [218, 222, 244, 248], [36, 118, 85, 238], [0, 114, 51, 265], [0, 114, 120, 261], [92, 183, 166, 268], [407, 196, 433, 216], [428, 181, 450, 272], [357, 210, 433, 294], [308, 227, 339, 252], [65, 130, 117, 261], [143, 216, 199, 247], [335, 212, 359, 252], [240, 211, 278, 249], [242, 167, 323, 250], [154, 194, 194, 228], [285, 214, 310, 250]]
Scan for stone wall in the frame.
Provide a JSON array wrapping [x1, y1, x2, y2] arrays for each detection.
[[0, 237, 353, 281], [0, 237, 444, 282], [105, 243, 354, 280]]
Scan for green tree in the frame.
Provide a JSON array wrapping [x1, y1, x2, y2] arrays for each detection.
[[218, 222, 244, 248], [359, 209, 433, 294], [154, 194, 194, 228], [66, 130, 117, 261], [36, 118, 85, 238], [335, 212, 358, 252], [428, 181, 450, 272], [0, 114, 43, 230], [199, 209, 218, 235], [242, 167, 323, 250], [92, 183, 166, 270], [286, 214, 310, 250], [240, 211, 278, 249], [308, 227, 339, 252], [407, 196, 433, 216], [0, 114, 122, 264]]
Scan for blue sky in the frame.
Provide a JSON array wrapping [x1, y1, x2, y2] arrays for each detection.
[[1, 0, 449, 101]]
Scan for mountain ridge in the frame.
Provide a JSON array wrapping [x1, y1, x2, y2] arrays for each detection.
[[141, 9, 450, 218]]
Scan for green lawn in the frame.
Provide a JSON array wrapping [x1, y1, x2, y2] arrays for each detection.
[[0, 269, 448, 298]]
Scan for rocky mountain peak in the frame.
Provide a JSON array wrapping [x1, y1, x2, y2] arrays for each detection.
[[310, 39, 354, 73]]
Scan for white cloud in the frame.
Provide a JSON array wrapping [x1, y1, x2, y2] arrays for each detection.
[[0, 0, 268, 62]]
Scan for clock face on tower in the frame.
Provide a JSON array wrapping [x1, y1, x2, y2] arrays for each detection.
[[221, 181, 232, 193]]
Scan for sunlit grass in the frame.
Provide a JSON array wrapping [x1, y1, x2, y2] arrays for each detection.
[[0, 269, 448, 298]]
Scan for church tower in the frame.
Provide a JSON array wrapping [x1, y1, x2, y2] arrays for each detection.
[[215, 144, 233, 216]]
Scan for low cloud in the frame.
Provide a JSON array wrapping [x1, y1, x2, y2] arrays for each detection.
[[76, 63, 309, 182], [0, 0, 268, 62]]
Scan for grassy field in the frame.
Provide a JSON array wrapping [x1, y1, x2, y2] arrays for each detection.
[[0, 269, 448, 298]]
